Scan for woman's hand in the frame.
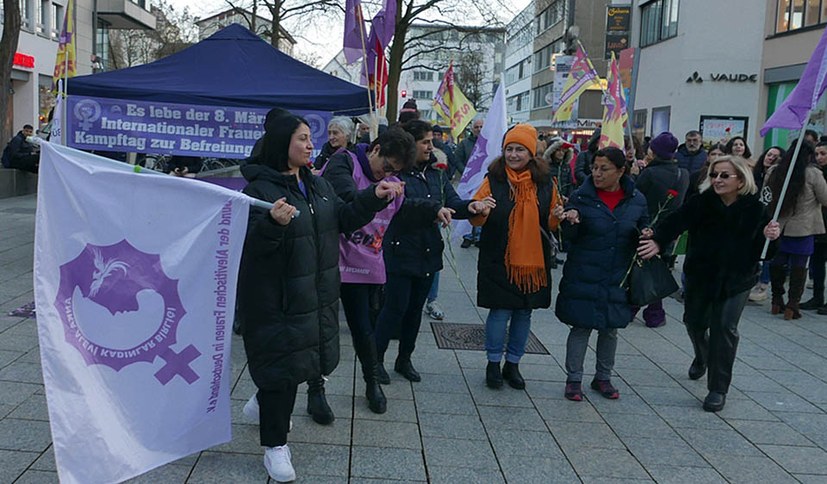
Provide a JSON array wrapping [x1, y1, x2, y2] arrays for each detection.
[[764, 220, 781, 240], [375, 180, 405, 200], [637, 239, 661, 260], [552, 205, 565, 219], [469, 196, 497, 216], [561, 209, 580, 224], [436, 207, 455, 227], [269, 197, 297, 225]]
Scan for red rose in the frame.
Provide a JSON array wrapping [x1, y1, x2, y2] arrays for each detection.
[[667, 189, 678, 198], [725, 127, 731, 133]]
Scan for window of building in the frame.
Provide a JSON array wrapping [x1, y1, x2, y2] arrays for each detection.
[[633, 110, 647, 147], [96, 19, 111, 71], [51, 3, 63, 40], [640, 0, 679, 47], [20, 0, 32, 30], [36, 0, 48, 35], [533, 83, 553, 109], [652, 106, 671, 134], [776, 0, 827, 32], [534, 41, 563, 73], [412, 90, 433, 100], [413, 71, 434, 82], [535, 0, 564, 34]]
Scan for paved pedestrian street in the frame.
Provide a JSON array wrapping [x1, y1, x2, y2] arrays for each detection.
[[2, 193, 827, 483]]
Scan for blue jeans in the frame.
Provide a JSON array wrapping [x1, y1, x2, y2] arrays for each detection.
[[760, 261, 770, 284], [485, 309, 532, 363], [427, 271, 440, 303]]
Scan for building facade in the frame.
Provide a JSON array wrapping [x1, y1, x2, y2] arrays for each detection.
[[630, 0, 766, 147], [760, 0, 827, 150], [2, 0, 154, 133], [529, 0, 610, 135], [196, 8, 295, 55], [504, 2, 534, 124]]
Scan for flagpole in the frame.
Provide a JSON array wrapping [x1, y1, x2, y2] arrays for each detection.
[[760, 110, 812, 258], [356, 14, 376, 131]]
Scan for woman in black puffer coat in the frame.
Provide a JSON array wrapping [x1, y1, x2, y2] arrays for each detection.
[[238, 114, 402, 482], [556, 147, 649, 402]]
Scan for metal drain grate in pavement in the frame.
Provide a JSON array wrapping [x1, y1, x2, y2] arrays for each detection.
[[431, 322, 549, 354]]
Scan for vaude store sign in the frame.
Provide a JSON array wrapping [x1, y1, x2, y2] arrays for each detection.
[[686, 71, 758, 84]]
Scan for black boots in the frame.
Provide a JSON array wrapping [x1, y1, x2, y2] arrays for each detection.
[[486, 361, 503, 388], [306, 377, 335, 425], [354, 336, 387, 414], [800, 295, 824, 310], [394, 356, 421, 382], [770, 264, 787, 314], [703, 391, 726, 412], [686, 327, 708, 381], [786, 267, 807, 320], [502, 362, 526, 389]]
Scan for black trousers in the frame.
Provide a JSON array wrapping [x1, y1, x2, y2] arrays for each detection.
[[9, 154, 38, 173], [340, 283, 381, 340], [257, 384, 298, 447], [683, 288, 749, 394], [374, 273, 435, 361]]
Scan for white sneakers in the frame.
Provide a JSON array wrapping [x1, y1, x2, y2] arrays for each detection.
[[749, 283, 768, 302], [424, 300, 445, 320], [264, 445, 296, 482], [242, 393, 259, 423], [245, 393, 296, 481]]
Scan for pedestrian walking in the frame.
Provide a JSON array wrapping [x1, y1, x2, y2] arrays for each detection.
[[469, 124, 557, 390], [674, 130, 708, 175], [765, 141, 827, 319], [556, 147, 649, 401], [633, 132, 690, 327], [724, 136, 754, 167], [749, 146, 786, 303], [321, 126, 416, 415], [638, 155, 780, 412], [373, 120, 489, 384], [237, 114, 403, 482], [803, 141, 827, 313]]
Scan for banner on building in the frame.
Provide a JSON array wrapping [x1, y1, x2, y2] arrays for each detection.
[[605, 5, 631, 60], [63, 96, 331, 158], [34, 141, 251, 484]]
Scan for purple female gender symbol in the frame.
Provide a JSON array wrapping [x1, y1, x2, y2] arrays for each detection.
[[54, 240, 199, 385]]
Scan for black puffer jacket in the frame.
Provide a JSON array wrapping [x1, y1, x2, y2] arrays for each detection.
[[383, 162, 473, 277], [477, 176, 553, 309], [653, 190, 771, 300], [238, 164, 387, 390], [555, 176, 649, 330]]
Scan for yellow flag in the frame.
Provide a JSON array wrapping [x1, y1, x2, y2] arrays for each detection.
[[553, 43, 601, 122], [52, 0, 77, 92], [433, 63, 478, 139]]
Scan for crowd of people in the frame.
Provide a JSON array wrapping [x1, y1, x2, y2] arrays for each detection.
[[226, 99, 808, 482]]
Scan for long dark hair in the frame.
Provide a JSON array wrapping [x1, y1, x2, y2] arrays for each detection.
[[261, 115, 309, 172], [753, 146, 786, 181], [767, 140, 815, 217], [487, 154, 550, 186]]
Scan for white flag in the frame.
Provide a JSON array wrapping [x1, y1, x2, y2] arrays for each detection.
[[34, 142, 250, 483], [452, 80, 508, 240]]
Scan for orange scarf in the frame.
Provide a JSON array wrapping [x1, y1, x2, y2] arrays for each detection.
[[505, 167, 546, 293]]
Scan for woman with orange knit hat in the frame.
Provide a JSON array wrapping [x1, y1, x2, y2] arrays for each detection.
[[470, 124, 561, 389]]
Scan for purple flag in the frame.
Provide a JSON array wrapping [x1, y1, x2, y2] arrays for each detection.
[[370, 0, 397, 49], [343, 0, 367, 64], [761, 27, 827, 136]]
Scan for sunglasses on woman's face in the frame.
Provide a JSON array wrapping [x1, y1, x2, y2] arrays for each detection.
[[709, 171, 734, 180]]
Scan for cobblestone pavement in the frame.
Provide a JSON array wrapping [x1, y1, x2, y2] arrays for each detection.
[[2, 193, 827, 483]]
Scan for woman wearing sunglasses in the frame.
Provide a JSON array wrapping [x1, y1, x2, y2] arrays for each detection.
[[763, 141, 827, 320], [638, 156, 780, 412], [320, 127, 416, 417]]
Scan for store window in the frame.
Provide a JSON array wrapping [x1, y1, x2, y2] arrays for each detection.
[[38, 74, 55, 131], [764, 82, 827, 149], [776, 0, 826, 33], [640, 0, 679, 47]]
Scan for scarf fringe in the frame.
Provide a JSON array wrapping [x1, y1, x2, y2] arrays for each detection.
[[507, 264, 547, 293]]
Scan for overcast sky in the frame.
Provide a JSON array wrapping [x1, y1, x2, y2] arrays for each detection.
[[167, 0, 532, 68]]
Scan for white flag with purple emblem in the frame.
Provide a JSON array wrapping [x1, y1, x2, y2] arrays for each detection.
[[33, 142, 250, 484], [452, 80, 508, 240]]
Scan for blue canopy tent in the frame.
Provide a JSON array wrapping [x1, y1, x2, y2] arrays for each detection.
[[67, 23, 370, 114]]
